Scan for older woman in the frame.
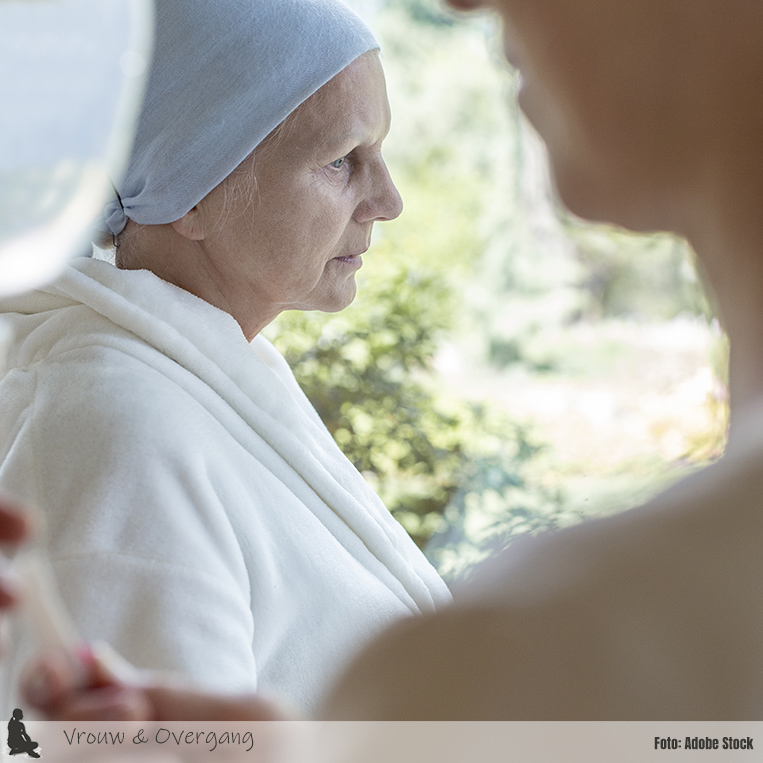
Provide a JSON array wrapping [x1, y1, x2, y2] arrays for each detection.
[[0, 0, 450, 717]]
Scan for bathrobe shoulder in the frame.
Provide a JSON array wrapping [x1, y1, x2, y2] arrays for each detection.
[[0, 258, 451, 714]]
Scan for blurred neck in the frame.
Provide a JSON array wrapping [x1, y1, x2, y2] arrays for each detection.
[[683, 166, 763, 440]]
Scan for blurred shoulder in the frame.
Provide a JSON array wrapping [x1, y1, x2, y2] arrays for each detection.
[[323, 441, 763, 719]]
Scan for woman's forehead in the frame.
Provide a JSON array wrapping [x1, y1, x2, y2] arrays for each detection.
[[277, 55, 390, 153]]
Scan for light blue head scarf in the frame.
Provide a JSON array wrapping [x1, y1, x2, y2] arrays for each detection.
[[104, 0, 378, 236]]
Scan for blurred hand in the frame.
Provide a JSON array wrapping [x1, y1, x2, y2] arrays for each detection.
[[22, 644, 293, 721], [0, 496, 30, 609]]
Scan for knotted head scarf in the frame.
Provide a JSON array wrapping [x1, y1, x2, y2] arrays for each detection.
[[103, 0, 378, 236]]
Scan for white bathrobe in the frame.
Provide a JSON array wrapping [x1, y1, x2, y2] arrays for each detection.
[[0, 258, 451, 715]]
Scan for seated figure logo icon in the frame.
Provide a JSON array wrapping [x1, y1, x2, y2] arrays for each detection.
[[6, 709, 40, 758]]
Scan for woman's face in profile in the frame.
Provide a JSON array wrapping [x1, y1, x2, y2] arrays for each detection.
[[198, 52, 402, 324]]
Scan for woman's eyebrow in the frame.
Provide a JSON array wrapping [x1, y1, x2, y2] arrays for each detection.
[[327, 129, 367, 147], [313, 133, 364, 159], [323, 119, 391, 152]]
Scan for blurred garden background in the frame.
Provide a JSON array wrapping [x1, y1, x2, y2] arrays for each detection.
[[265, 0, 729, 582]]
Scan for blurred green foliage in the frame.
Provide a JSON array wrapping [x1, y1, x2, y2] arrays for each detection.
[[266, 249, 564, 550]]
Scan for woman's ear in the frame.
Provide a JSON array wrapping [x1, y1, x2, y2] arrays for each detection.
[[169, 205, 206, 241]]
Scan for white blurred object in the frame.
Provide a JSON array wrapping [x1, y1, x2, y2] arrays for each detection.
[[0, 0, 153, 296], [0, 0, 153, 690]]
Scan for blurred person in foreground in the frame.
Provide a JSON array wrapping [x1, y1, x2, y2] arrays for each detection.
[[25, 0, 763, 720], [0, 0, 449, 718], [321, 0, 763, 719]]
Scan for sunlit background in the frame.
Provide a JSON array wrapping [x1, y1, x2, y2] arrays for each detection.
[[275, 0, 726, 581]]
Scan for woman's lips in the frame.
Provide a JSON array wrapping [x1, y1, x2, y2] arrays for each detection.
[[332, 254, 363, 269], [333, 245, 368, 269]]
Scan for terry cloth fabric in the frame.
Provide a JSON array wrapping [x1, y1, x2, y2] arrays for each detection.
[[103, 0, 379, 235], [0, 258, 451, 716]]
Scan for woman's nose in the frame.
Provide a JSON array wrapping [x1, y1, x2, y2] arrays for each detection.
[[356, 159, 403, 223]]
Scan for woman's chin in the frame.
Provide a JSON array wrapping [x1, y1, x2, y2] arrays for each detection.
[[327, 285, 359, 313], [296, 280, 358, 314]]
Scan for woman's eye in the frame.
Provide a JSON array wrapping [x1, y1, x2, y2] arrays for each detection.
[[329, 157, 346, 170]]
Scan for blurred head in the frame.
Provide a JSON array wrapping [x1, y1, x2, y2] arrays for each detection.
[[446, 0, 763, 233]]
